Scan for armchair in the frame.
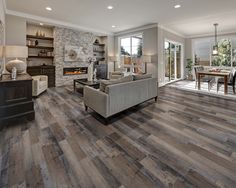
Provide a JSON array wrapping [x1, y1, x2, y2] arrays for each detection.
[[32, 75, 48, 96], [109, 71, 125, 79], [194, 66, 214, 91], [217, 69, 236, 94]]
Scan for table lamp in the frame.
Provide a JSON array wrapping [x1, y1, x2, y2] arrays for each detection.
[[0, 46, 3, 58], [5, 45, 28, 74], [142, 55, 151, 74], [0, 46, 3, 75], [108, 56, 118, 71]]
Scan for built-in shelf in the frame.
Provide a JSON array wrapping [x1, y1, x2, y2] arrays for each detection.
[[96, 57, 105, 61], [93, 41, 106, 62], [27, 45, 54, 50], [28, 56, 54, 59], [27, 35, 54, 41]]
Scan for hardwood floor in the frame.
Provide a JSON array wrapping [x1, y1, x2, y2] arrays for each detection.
[[0, 86, 236, 188]]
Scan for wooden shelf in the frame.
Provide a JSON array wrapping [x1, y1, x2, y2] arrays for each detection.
[[93, 43, 105, 46], [93, 42, 105, 62], [27, 45, 54, 50], [26, 35, 54, 41], [28, 56, 54, 59], [96, 57, 105, 61], [93, 50, 105, 53]]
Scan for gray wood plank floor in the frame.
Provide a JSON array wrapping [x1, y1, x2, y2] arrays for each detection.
[[0, 86, 236, 188]]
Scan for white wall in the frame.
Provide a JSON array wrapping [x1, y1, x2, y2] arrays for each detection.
[[5, 15, 26, 45], [0, 0, 5, 44], [106, 35, 115, 77], [0, 0, 5, 68]]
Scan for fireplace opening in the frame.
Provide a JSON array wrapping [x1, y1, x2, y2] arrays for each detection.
[[63, 67, 88, 76]]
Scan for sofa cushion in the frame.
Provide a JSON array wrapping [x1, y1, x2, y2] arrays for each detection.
[[32, 76, 41, 81], [111, 71, 123, 75], [133, 74, 152, 80], [39, 81, 47, 88], [100, 75, 133, 92]]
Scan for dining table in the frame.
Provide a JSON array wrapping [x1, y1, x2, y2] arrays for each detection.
[[197, 70, 231, 94]]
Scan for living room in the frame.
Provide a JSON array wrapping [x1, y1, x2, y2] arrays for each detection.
[[0, 0, 236, 188]]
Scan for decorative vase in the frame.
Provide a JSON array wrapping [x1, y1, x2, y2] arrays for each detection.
[[93, 68, 97, 81], [6, 59, 27, 74], [88, 62, 94, 81], [11, 67, 17, 80]]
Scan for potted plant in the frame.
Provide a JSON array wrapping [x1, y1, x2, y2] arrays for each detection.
[[186, 58, 193, 80]]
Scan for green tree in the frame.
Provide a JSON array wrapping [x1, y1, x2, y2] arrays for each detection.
[[137, 42, 142, 57], [121, 46, 130, 56], [212, 39, 231, 66]]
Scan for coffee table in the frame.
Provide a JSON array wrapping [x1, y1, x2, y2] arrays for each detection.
[[73, 79, 100, 94]]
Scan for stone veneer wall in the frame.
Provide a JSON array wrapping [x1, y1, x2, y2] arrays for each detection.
[[54, 27, 95, 86]]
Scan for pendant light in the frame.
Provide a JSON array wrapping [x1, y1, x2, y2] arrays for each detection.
[[212, 23, 219, 56]]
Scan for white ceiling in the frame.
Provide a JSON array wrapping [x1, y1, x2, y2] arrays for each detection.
[[5, 0, 236, 37]]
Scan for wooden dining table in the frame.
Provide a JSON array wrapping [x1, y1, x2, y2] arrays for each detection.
[[197, 70, 231, 94]]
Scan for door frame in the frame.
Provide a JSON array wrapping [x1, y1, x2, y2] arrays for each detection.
[[164, 39, 184, 84]]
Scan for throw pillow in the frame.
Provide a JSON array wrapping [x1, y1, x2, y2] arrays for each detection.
[[111, 71, 123, 75], [99, 75, 133, 92], [133, 74, 152, 80]]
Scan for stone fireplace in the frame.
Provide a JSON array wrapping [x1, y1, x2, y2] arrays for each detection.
[[63, 67, 88, 76], [54, 27, 94, 86]]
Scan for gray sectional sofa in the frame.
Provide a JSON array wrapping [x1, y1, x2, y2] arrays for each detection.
[[83, 75, 158, 119]]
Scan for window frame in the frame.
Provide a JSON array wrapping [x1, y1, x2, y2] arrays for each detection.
[[118, 33, 143, 72], [192, 35, 236, 67]]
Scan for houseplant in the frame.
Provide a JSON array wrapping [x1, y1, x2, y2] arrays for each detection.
[[186, 58, 193, 80]]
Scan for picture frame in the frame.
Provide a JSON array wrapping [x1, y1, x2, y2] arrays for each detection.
[[64, 45, 88, 62]]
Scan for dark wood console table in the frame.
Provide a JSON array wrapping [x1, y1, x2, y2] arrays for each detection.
[[0, 74, 35, 126], [27, 65, 55, 87]]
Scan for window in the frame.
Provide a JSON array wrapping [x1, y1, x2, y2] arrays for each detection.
[[232, 38, 236, 67], [120, 34, 143, 73], [212, 39, 232, 66], [193, 36, 236, 67], [193, 39, 211, 66]]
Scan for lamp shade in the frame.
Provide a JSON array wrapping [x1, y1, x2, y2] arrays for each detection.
[[212, 45, 218, 56], [108, 56, 118, 62], [5, 46, 28, 58], [0, 46, 3, 58], [142, 55, 151, 63]]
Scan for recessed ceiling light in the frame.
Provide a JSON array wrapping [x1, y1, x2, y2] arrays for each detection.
[[174, 4, 181, 9], [46, 6, 52, 11], [40, 23, 44, 26], [107, 6, 113, 10], [112, 25, 116, 28]]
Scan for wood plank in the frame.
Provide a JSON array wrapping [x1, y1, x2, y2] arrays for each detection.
[[0, 86, 235, 188]]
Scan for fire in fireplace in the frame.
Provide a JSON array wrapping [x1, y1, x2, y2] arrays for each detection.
[[63, 67, 88, 76]]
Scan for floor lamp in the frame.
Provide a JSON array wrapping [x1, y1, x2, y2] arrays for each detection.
[[142, 55, 151, 74], [108, 56, 118, 72]]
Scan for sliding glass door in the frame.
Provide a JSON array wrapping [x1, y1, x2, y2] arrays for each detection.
[[165, 40, 182, 83]]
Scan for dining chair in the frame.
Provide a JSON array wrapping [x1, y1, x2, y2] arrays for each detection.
[[217, 69, 236, 94], [194, 66, 214, 91]]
